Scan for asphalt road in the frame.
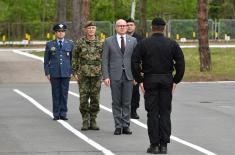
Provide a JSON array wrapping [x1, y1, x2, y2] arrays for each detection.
[[0, 49, 235, 155]]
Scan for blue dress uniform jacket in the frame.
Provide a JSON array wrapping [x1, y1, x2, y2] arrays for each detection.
[[44, 39, 74, 77], [44, 39, 74, 119]]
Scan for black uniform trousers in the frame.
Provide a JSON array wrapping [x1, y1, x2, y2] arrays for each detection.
[[144, 74, 173, 146], [50, 77, 70, 118], [131, 83, 140, 110]]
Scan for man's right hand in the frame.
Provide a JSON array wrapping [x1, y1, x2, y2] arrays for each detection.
[[104, 78, 110, 86], [140, 83, 145, 94], [73, 74, 80, 81]]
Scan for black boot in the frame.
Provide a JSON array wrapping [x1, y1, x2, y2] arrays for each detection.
[[147, 144, 160, 154], [160, 144, 167, 154], [131, 109, 139, 119]]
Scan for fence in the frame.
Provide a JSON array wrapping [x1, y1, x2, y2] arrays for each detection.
[[0, 19, 234, 42], [0, 21, 113, 42]]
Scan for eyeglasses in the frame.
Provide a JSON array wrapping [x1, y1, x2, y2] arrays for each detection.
[[116, 25, 127, 28]]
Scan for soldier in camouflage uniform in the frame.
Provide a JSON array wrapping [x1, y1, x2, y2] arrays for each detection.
[[72, 21, 103, 131]]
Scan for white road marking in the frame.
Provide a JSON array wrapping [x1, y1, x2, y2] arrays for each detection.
[[12, 50, 44, 61], [13, 89, 115, 155], [69, 91, 217, 155], [13, 49, 220, 154]]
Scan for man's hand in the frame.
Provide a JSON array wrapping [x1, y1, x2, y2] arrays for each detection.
[[46, 75, 50, 80], [73, 74, 80, 81], [140, 82, 145, 94], [104, 78, 110, 86], [172, 83, 176, 93], [133, 80, 138, 85]]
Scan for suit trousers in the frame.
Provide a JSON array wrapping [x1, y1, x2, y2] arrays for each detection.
[[131, 83, 140, 110], [144, 75, 173, 145], [110, 70, 133, 129], [50, 77, 70, 117]]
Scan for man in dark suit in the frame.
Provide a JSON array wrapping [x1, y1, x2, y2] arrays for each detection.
[[126, 18, 143, 119], [102, 19, 137, 135], [44, 23, 74, 121], [132, 18, 185, 154]]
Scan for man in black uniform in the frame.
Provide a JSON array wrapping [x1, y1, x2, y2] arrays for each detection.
[[131, 17, 185, 154], [126, 18, 143, 119]]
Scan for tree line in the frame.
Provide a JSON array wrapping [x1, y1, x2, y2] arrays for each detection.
[[0, 0, 234, 23]]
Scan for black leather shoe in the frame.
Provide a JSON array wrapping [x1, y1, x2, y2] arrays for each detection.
[[147, 145, 160, 154], [131, 112, 140, 119], [122, 127, 132, 134], [53, 116, 59, 120], [160, 146, 167, 154], [114, 128, 122, 135], [60, 116, 68, 120]]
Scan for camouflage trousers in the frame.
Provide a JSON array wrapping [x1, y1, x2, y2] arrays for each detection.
[[78, 75, 101, 120]]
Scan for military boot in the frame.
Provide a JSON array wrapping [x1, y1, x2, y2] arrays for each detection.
[[89, 119, 99, 130], [81, 114, 89, 131], [81, 120, 89, 130]]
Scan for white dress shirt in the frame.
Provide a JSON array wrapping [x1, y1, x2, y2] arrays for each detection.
[[116, 34, 126, 48]]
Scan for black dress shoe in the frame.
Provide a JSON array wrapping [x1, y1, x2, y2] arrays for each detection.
[[131, 111, 140, 119], [53, 116, 59, 120], [147, 145, 160, 154], [160, 146, 167, 154], [60, 116, 68, 120], [131, 113, 139, 119], [114, 128, 122, 135], [122, 127, 132, 134]]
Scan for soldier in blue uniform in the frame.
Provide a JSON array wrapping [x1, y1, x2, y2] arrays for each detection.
[[44, 23, 74, 120]]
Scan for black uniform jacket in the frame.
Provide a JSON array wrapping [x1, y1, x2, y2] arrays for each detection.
[[132, 32, 143, 43], [131, 33, 185, 84]]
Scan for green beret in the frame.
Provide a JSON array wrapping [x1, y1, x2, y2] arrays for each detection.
[[84, 21, 96, 28]]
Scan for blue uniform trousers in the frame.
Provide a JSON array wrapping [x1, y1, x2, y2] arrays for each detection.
[[50, 77, 70, 117]]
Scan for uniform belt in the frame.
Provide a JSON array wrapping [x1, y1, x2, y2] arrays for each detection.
[[144, 73, 172, 77], [80, 60, 100, 65]]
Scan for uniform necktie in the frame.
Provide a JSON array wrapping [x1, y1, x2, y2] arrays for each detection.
[[59, 40, 62, 49], [121, 36, 125, 54]]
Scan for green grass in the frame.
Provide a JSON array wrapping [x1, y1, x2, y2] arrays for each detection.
[[32, 48, 235, 81], [183, 48, 235, 81], [31, 51, 44, 57]]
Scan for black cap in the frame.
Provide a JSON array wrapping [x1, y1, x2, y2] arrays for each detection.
[[84, 21, 96, 28], [151, 17, 166, 26], [53, 23, 67, 31], [126, 18, 135, 23]]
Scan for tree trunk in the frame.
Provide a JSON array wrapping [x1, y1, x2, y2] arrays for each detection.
[[131, 0, 136, 19], [57, 0, 66, 23], [72, 0, 90, 40], [82, 0, 90, 24], [139, 0, 147, 38], [198, 0, 211, 72], [112, 0, 117, 20]]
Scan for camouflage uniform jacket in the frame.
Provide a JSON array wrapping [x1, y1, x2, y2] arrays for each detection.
[[73, 37, 103, 77]]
